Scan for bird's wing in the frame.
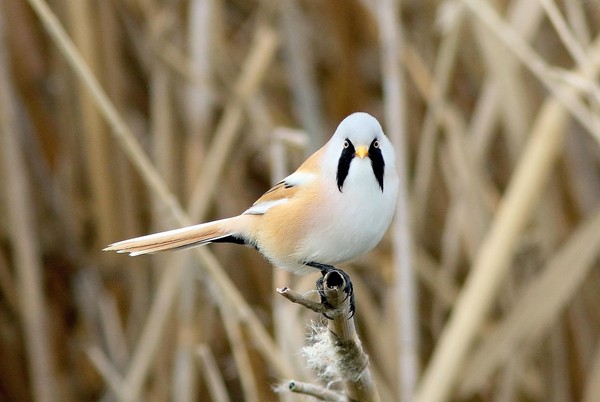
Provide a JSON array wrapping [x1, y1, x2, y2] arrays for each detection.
[[243, 146, 324, 215], [243, 171, 316, 215]]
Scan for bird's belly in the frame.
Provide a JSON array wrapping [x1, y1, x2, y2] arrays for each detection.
[[254, 168, 397, 274], [293, 187, 395, 267]]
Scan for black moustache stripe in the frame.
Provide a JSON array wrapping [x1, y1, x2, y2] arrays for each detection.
[[369, 139, 385, 191], [336, 138, 385, 193], [336, 139, 355, 192]]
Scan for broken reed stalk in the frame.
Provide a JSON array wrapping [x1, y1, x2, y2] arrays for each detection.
[[278, 270, 381, 402]]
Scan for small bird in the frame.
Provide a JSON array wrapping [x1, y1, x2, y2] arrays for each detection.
[[104, 112, 399, 311]]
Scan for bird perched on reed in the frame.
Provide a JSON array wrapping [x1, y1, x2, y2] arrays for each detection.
[[105, 112, 399, 313]]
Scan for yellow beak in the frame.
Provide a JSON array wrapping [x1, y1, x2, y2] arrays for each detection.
[[355, 145, 368, 159]]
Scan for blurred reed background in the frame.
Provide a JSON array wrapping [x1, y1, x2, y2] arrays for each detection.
[[1, 0, 600, 401]]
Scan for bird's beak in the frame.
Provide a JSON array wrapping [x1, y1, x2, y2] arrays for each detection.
[[355, 145, 368, 159]]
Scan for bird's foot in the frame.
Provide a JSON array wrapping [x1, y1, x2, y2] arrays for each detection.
[[306, 262, 355, 318]]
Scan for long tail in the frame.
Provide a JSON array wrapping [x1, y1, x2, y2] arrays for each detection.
[[103, 218, 240, 256]]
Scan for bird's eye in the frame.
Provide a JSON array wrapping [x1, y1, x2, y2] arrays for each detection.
[[343, 140, 350, 148], [373, 140, 380, 148]]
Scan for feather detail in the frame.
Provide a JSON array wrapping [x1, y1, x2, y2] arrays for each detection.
[[250, 170, 317, 210], [103, 218, 235, 256], [243, 198, 289, 215]]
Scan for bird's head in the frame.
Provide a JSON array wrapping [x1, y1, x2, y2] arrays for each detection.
[[325, 112, 396, 193]]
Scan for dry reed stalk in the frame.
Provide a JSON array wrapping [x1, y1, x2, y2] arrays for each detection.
[[416, 98, 567, 402], [471, 18, 530, 159], [26, 0, 295, 395], [10, 1, 600, 400], [540, 0, 600, 116], [416, 6, 600, 401], [185, 0, 215, 195], [279, 0, 325, 151], [118, 207, 296, 398], [85, 346, 127, 400], [565, 127, 600, 215], [349, 276, 388, 370], [124, 25, 286, 399], [416, 58, 600, 402], [403, 39, 493, 307], [440, 111, 496, 259], [584, 345, 600, 402], [172, 266, 201, 402], [0, 249, 18, 311], [550, 327, 571, 401], [410, 4, 464, 237], [196, 345, 232, 402], [404, 44, 472, 340], [65, 0, 116, 248], [96, 0, 150, 337], [568, 296, 597, 376], [146, 11, 200, 401], [461, 0, 600, 140], [25, 0, 187, 224], [404, 24, 500, 257], [269, 127, 310, 399], [376, 0, 418, 400], [187, 25, 278, 221], [345, 277, 396, 402], [149, 18, 177, 199], [0, 7, 56, 401], [468, 0, 544, 160], [458, 204, 600, 396], [218, 297, 261, 402], [192, 251, 297, 378], [414, 249, 458, 309], [120, 253, 187, 402], [97, 289, 129, 369], [564, 0, 591, 46]]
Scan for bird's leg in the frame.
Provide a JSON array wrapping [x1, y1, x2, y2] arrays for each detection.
[[306, 262, 355, 318]]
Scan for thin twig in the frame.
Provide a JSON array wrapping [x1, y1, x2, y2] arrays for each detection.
[[277, 287, 330, 314], [286, 380, 344, 401]]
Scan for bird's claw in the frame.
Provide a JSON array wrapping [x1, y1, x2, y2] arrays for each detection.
[[313, 266, 355, 319]]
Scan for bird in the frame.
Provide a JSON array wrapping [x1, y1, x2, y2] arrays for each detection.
[[104, 112, 399, 312]]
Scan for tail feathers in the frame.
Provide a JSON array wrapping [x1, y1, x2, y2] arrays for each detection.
[[103, 219, 235, 256]]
